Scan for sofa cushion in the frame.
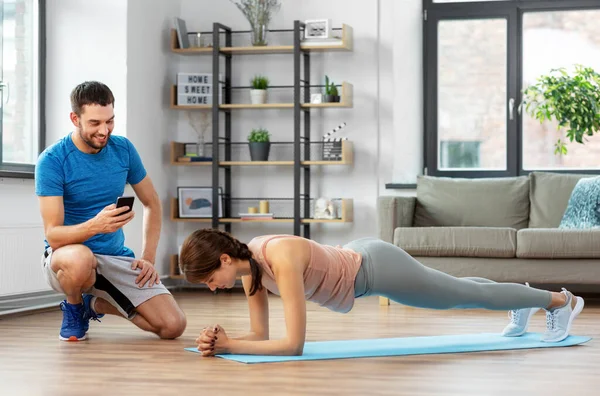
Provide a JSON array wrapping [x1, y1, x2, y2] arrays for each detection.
[[559, 176, 600, 229], [413, 175, 530, 229], [394, 227, 517, 258], [528, 171, 595, 228], [516, 228, 600, 258]]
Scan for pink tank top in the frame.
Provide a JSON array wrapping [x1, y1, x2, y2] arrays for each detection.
[[247, 235, 363, 313]]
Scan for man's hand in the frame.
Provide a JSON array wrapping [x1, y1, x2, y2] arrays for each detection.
[[132, 259, 160, 288], [91, 204, 135, 234]]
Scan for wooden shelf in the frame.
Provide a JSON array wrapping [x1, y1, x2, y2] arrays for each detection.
[[220, 161, 293, 166], [170, 142, 213, 166], [170, 83, 353, 110], [170, 198, 353, 224], [170, 30, 213, 54], [304, 83, 353, 108], [305, 82, 353, 108], [304, 140, 353, 165], [220, 103, 294, 109], [302, 199, 354, 223], [170, 25, 353, 55], [170, 141, 353, 166]]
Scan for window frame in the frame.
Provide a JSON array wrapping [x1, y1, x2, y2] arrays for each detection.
[[0, 0, 46, 180], [423, 0, 600, 178]]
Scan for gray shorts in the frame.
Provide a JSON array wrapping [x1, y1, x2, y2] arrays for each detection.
[[42, 247, 171, 319]]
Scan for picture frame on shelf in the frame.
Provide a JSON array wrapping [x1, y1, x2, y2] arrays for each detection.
[[178, 186, 223, 218], [304, 19, 332, 40]]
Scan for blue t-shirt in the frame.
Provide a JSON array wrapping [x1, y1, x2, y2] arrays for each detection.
[[35, 133, 147, 257]]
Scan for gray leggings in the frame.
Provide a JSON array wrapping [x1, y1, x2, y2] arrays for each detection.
[[347, 238, 552, 310]]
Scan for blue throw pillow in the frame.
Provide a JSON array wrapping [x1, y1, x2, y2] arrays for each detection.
[[559, 176, 600, 229]]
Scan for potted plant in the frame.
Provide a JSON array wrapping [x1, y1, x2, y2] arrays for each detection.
[[250, 75, 269, 104], [520, 64, 600, 155], [230, 0, 281, 46], [324, 75, 340, 103], [248, 128, 271, 161]]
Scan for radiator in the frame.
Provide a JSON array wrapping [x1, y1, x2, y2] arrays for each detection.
[[0, 224, 51, 297]]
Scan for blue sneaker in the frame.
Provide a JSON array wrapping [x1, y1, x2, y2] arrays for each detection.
[[59, 300, 87, 341], [82, 294, 104, 334]]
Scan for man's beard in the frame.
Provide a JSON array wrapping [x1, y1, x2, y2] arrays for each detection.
[[80, 129, 108, 150]]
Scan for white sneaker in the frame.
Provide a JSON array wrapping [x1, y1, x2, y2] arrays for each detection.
[[502, 283, 540, 337], [542, 288, 584, 342]]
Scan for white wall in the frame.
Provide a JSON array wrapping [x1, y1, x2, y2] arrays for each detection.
[[125, 0, 181, 273], [45, 0, 128, 144]]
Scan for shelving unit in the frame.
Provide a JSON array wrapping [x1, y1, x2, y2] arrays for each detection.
[[168, 21, 354, 280], [170, 24, 353, 54], [170, 197, 353, 224], [169, 82, 353, 109], [170, 140, 354, 166]]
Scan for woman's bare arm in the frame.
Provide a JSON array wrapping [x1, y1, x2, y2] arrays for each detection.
[[231, 275, 270, 341], [222, 238, 309, 355]]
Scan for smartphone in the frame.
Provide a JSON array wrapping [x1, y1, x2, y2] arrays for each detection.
[[116, 196, 135, 214]]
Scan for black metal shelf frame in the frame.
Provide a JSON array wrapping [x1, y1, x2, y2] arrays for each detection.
[[208, 20, 318, 238]]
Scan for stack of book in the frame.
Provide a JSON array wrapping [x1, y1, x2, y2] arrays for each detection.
[[238, 212, 274, 221], [177, 72, 223, 106]]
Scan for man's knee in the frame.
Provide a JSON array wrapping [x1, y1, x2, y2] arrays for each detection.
[[157, 309, 187, 339], [51, 244, 96, 286]]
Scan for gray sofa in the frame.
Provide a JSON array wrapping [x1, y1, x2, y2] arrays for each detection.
[[377, 171, 600, 305]]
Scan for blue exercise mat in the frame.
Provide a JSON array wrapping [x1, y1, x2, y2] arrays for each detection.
[[184, 332, 591, 364]]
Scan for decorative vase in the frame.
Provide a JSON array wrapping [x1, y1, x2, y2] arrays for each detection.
[[196, 135, 206, 157], [251, 23, 268, 46], [249, 142, 270, 161], [250, 89, 267, 104]]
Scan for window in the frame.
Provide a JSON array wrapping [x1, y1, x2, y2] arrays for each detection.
[[436, 18, 506, 172], [424, 0, 600, 178], [0, 0, 44, 179], [522, 9, 600, 171]]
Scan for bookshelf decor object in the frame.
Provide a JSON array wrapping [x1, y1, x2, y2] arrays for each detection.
[[177, 186, 223, 218], [322, 122, 347, 161], [168, 20, 355, 280], [304, 19, 332, 40]]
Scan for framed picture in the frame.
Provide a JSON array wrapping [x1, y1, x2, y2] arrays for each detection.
[[178, 186, 223, 218], [304, 19, 331, 40]]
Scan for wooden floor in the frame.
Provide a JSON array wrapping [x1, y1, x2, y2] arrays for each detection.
[[1, 290, 599, 396]]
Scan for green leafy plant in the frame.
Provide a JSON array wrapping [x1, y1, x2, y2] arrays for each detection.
[[520, 64, 600, 155], [325, 75, 339, 96], [251, 75, 269, 90], [248, 128, 270, 142]]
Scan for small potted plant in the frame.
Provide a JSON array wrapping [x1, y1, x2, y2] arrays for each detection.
[[324, 75, 340, 103], [248, 128, 271, 161], [250, 75, 269, 104]]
